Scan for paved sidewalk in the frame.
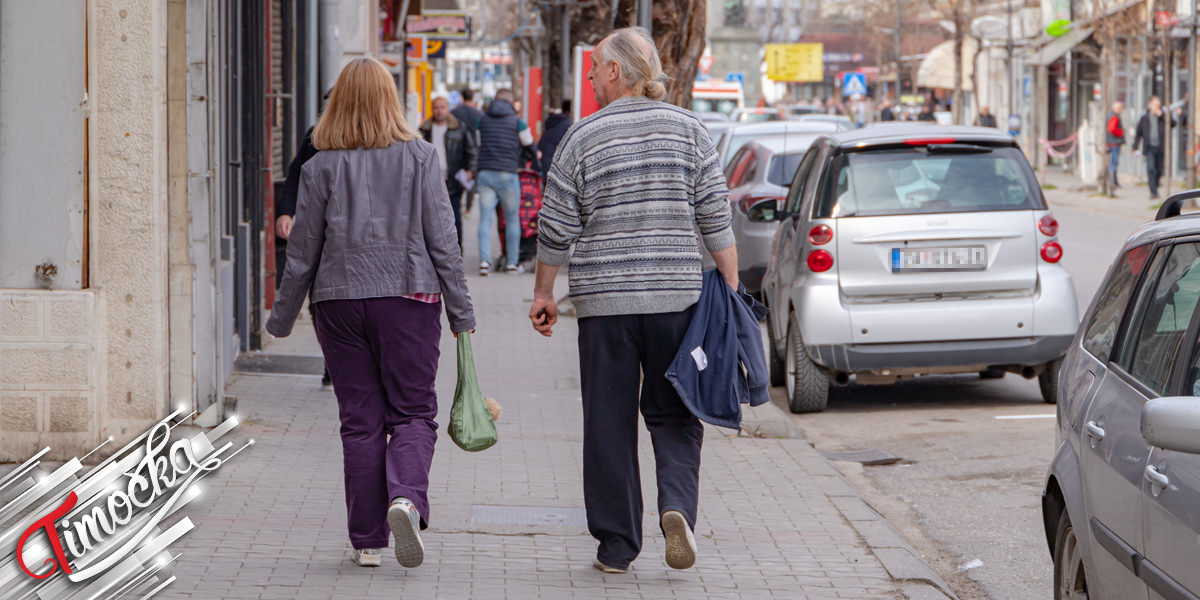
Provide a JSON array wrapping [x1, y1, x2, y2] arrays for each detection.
[[1040, 165, 1170, 223], [158, 213, 952, 599]]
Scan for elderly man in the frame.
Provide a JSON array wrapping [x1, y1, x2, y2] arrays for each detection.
[[420, 96, 476, 245], [529, 27, 739, 574]]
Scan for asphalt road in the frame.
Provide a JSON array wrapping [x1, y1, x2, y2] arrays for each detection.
[[773, 204, 1144, 600]]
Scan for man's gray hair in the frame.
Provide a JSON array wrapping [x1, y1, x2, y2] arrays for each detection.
[[596, 27, 668, 102]]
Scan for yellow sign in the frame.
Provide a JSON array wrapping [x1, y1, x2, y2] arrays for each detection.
[[766, 43, 824, 82]]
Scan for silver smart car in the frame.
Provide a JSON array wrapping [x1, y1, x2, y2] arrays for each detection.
[[761, 125, 1078, 412], [1043, 190, 1200, 599]]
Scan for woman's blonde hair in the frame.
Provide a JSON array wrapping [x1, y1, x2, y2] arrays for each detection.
[[312, 57, 418, 150], [596, 27, 669, 101]]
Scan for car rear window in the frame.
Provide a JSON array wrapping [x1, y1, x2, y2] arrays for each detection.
[[814, 145, 1042, 218], [766, 153, 804, 187]]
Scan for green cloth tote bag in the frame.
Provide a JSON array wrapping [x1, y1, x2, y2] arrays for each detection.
[[449, 333, 498, 452]]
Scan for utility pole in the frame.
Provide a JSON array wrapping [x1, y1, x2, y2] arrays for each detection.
[[894, 0, 902, 97], [1190, 0, 1197, 187], [638, 0, 651, 30], [561, 2, 571, 103], [1007, 0, 1014, 125]]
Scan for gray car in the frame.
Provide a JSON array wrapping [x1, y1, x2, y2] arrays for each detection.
[[724, 135, 821, 293], [1043, 190, 1200, 600], [761, 125, 1078, 412], [716, 121, 843, 169]]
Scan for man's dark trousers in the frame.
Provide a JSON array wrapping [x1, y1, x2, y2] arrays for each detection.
[[578, 306, 703, 569], [1145, 147, 1164, 197], [445, 177, 464, 246]]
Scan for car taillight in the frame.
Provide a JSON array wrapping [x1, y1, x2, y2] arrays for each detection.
[[1041, 241, 1063, 263], [808, 225, 833, 245], [1038, 214, 1059, 236], [904, 137, 957, 146], [808, 250, 834, 272]]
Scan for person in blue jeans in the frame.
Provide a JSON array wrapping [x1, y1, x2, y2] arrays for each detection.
[[476, 88, 536, 275]]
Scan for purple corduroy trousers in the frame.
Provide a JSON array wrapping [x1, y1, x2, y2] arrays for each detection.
[[312, 296, 441, 550]]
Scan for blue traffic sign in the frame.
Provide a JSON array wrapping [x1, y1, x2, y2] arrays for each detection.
[[842, 72, 867, 97], [726, 72, 745, 87]]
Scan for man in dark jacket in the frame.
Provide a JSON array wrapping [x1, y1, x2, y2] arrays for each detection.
[[275, 125, 330, 386], [420, 96, 477, 246], [1133, 95, 1176, 199], [1106, 101, 1125, 189], [451, 89, 484, 214], [537, 100, 572, 176], [976, 106, 997, 128], [475, 88, 536, 275]]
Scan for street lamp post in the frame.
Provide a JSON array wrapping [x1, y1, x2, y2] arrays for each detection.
[[1007, 0, 1014, 124], [638, 0, 652, 30], [894, 0, 902, 96]]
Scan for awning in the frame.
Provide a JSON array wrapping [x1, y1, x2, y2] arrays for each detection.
[[1026, 26, 1094, 66], [916, 39, 977, 92]]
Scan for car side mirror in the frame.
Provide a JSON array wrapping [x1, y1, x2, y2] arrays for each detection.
[[748, 199, 779, 222], [1142, 397, 1200, 454]]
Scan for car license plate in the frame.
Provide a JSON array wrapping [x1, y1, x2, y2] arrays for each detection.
[[891, 246, 987, 272]]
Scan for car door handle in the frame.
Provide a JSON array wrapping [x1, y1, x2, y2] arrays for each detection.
[[1146, 465, 1170, 493], [1085, 421, 1106, 442]]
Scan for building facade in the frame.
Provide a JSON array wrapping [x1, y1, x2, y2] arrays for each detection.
[[0, 0, 377, 460]]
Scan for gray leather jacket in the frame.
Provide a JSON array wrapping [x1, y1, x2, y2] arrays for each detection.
[[267, 139, 475, 336]]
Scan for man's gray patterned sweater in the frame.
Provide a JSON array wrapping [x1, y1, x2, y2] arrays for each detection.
[[536, 96, 734, 318]]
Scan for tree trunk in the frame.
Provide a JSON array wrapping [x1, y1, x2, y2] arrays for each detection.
[[653, 0, 707, 108]]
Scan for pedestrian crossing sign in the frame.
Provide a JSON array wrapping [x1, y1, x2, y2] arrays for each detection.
[[843, 72, 867, 97]]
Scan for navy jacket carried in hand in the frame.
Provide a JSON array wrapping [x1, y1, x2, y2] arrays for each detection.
[[666, 270, 770, 430]]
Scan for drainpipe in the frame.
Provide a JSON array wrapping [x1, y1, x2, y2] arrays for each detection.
[[318, 0, 340, 99], [306, 0, 319, 123]]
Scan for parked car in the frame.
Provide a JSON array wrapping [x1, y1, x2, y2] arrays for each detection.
[[786, 104, 824, 118], [723, 135, 822, 293], [793, 113, 854, 131], [705, 121, 736, 146], [731, 107, 785, 123], [1042, 190, 1200, 600], [761, 125, 1078, 412], [697, 111, 730, 123], [716, 121, 841, 169]]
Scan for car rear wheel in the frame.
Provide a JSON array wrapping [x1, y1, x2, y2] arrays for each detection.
[[767, 310, 787, 387], [1053, 510, 1089, 600], [1040, 358, 1062, 404], [785, 316, 829, 413]]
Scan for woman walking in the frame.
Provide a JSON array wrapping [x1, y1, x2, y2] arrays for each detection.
[[267, 57, 475, 569]]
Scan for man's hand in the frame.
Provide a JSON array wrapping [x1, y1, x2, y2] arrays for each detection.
[[529, 295, 558, 337], [452, 329, 476, 338], [276, 215, 294, 240], [711, 245, 740, 291]]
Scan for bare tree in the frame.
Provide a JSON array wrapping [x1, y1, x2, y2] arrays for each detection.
[[926, 0, 973, 123], [544, 0, 707, 108]]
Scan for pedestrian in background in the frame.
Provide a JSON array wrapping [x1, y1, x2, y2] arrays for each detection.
[[475, 88, 536, 276], [917, 104, 936, 122], [530, 26, 740, 575], [976, 106, 997, 128], [452, 88, 484, 215], [1106, 101, 1125, 189], [420, 96, 477, 246], [267, 57, 475, 570], [1133, 95, 1177, 200], [275, 123, 332, 387], [538, 99, 572, 176], [879, 99, 896, 122]]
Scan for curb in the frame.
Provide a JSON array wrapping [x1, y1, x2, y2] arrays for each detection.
[[754, 399, 958, 600]]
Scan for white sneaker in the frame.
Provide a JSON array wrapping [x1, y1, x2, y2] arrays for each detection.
[[661, 510, 697, 570], [592, 556, 628, 574], [506, 264, 526, 274], [479, 261, 490, 277], [387, 497, 425, 568], [352, 548, 382, 567]]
